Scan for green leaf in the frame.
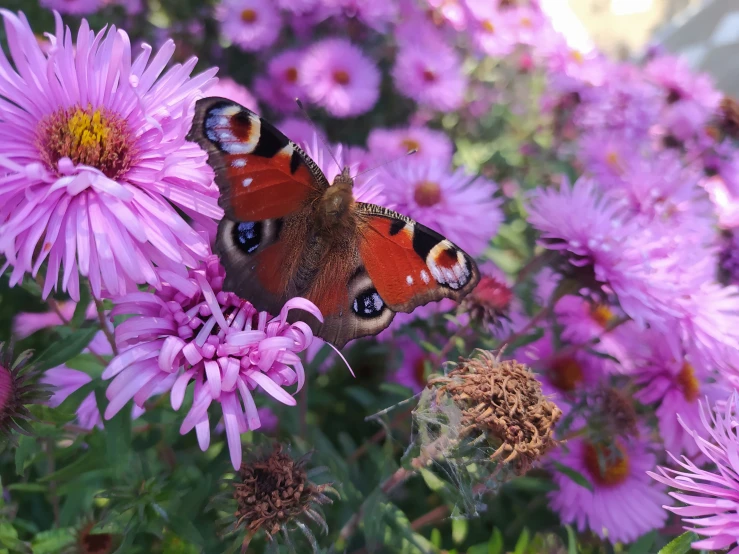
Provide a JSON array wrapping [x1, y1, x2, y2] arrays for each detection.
[[31, 527, 75, 554], [97, 387, 131, 471], [15, 434, 39, 475], [628, 531, 657, 554], [66, 353, 107, 379], [34, 326, 99, 371], [451, 518, 468, 544], [70, 286, 91, 328], [167, 515, 204, 547], [658, 532, 699, 554], [565, 525, 578, 554], [430, 529, 442, 548], [488, 528, 504, 554], [38, 451, 98, 483], [551, 461, 594, 492], [513, 528, 530, 554], [7, 483, 46, 493], [419, 468, 445, 492]]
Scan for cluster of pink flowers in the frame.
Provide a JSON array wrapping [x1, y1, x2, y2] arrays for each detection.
[[7, 0, 739, 550]]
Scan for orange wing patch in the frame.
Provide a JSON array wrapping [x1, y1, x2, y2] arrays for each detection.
[[357, 206, 479, 313], [358, 217, 440, 309]]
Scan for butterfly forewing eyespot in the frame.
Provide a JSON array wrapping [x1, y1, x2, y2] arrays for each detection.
[[204, 103, 261, 155], [426, 241, 472, 290], [233, 221, 262, 254], [352, 288, 385, 319]]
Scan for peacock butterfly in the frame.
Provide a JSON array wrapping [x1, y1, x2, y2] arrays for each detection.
[[188, 97, 480, 348]]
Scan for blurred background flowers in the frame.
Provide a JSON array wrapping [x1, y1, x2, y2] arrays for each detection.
[[1, 0, 739, 552]]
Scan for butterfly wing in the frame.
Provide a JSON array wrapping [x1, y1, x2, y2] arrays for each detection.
[[356, 203, 480, 311], [188, 97, 328, 221]]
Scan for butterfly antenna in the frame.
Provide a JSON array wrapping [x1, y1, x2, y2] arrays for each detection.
[[352, 148, 417, 179], [295, 98, 343, 172]]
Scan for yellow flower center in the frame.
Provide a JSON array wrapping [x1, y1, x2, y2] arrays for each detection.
[[605, 151, 623, 173], [520, 16, 532, 27], [240, 9, 257, 23], [400, 138, 420, 152], [549, 357, 583, 392], [284, 67, 298, 83], [570, 50, 584, 64], [414, 181, 442, 207], [35, 105, 135, 179], [482, 20, 495, 33], [677, 362, 700, 403], [583, 442, 630, 487], [590, 304, 614, 328], [332, 70, 351, 85]]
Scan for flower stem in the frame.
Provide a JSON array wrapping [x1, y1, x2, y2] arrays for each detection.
[[94, 296, 117, 356]]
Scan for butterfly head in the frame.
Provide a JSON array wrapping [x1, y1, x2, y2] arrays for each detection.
[[333, 166, 354, 188]]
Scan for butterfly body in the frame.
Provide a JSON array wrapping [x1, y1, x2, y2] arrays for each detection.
[[189, 97, 480, 347]]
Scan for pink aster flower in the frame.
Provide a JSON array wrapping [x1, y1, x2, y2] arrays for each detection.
[[299, 38, 380, 118], [322, 0, 399, 31], [276, 0, 320, 14], [40, 0, 102, 14], [635, 332, 731, 458], [253, 49, 305, 114], [0, 12, 220, 300], [304, 135, 388, 206], [218, 0, 281, 52], [549, 434, 670, 544], [649, 392, 739, 552], [465, 1, 517, 57], [102, 256, 322, 470], [389, 335, 431, 393], [367, 126, 453, 166], [379, 160, 501, 256], [208, 78, 259, 112], [554, 295, 638, 374], [13, 301, 96, 339], [516, 331, 604, 409], [41, 330, 118, 431], [276, 119, 327, 150], [392, 36, 466, 111]]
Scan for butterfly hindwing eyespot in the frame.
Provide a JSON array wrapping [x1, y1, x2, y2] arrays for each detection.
[[352, 288, 385, 319]]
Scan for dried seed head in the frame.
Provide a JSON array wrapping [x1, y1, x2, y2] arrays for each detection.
[[76, 521, 114, 554], [427, 351, 562, 474], [227, 444, 336, 550], [0, 343, 50, 443]]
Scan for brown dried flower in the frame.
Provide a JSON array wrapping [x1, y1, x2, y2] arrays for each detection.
[[228, 444, 336, 551], [427, 351, 562, 474], [719, 96, 739, 140]]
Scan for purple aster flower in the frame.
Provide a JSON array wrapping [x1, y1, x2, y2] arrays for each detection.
[[275, 119, 327, 150], [428, 0, 468, 31], [322, 0, 399, 31], [303, 135, 388, 206], [276, 0, 320, 14], [41, 330, 120, 431], [379, 160, 501, 256], [465, 1, 517, 57], [554, 295, 639, 374], [13, 301, 96, 339], [549, 434, 670, 544], [102, 256, 322, 470], [39, 0, 102, 14], [253, 49, 305, 114], [516, 331, 604, 411], [649, 392, 739, 552], [645, 54, 721, 113], [299, 38, 380, 118], [389, 335, 431, 393], [208, 78, 259, 112], [635, 331, 731, 458], [218, 0, 281, 52], [0, 11, 220, 300], [367, 125, 453, 166], [392, 34, 466, 111]]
